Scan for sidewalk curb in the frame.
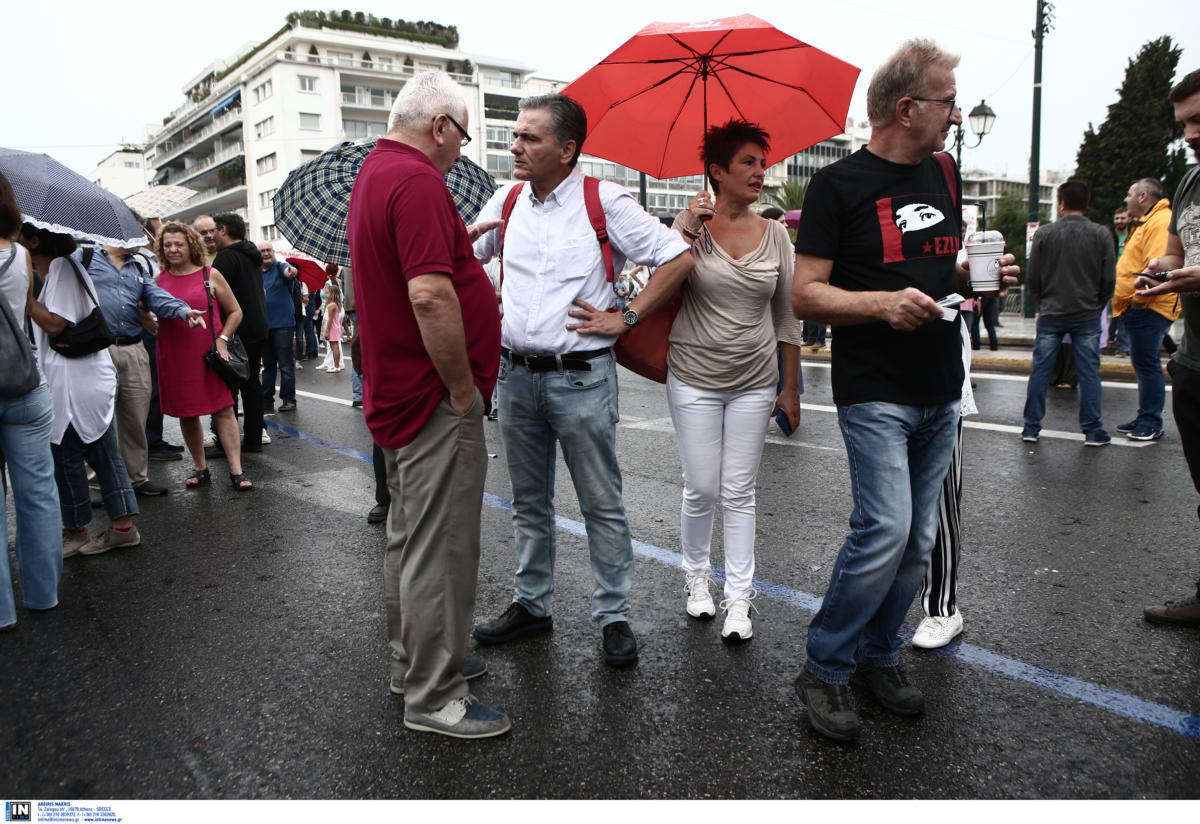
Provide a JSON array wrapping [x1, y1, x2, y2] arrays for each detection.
[[799, 346, 1146, 380]]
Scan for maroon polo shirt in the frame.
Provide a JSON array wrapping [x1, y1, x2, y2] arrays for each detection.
[[347, 138, 500, 448]]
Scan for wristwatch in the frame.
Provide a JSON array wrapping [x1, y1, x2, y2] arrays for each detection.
[[622, 307, 640, 328], [218, 334, 230, 342]]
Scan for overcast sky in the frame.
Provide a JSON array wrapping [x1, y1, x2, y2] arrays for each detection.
[[5, 0, 1198, 183]]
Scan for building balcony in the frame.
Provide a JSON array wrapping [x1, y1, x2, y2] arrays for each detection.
[[153, 108, 244, 169], [167, 142, 244, 187]]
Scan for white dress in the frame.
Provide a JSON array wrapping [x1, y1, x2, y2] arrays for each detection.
[[34, 257, 116, 445]]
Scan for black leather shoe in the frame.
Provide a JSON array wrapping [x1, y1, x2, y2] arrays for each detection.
[[367, 503, 388, 524], [473, 602, 552, 644], [601, 621, 638, 667]]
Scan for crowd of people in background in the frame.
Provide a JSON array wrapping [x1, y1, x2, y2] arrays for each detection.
[[2, 52, 1198, 751]]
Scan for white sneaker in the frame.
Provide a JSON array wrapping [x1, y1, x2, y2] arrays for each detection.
[[911, 610, 963, 649], [261, 431, 272, 444], [685, 573, 716, 619], [203, 432, 216, 447], [720, 590, 757, 641]]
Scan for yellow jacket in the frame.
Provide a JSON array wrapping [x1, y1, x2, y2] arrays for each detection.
[[1113, 198, 1179, 321]]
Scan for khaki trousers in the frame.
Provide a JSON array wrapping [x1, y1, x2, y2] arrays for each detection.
[[108, 342, 151, 487], [383, 389, 487, 714]]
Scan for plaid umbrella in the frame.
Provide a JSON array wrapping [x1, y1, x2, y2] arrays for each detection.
[[0, 147, 147, 248], [124, 185, 197, 218], [273, 138, 496, 266]]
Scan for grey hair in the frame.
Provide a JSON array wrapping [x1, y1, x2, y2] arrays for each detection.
[[518, 93, 587, 166], [866, 38, 960, 128], [387, 71, 467, 133], [1134, 177, 1164, 200]]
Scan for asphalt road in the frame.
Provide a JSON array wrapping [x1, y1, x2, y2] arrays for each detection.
[[2, 355, 1198, 800]]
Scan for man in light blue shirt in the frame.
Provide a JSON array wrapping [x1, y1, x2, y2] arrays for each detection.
[[258, 242, 299, 412], [77, 244, 203, 496]]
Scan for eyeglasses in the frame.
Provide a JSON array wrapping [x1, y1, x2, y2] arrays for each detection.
[[910, 96, 959, 110], [437, 113, 471, 147]]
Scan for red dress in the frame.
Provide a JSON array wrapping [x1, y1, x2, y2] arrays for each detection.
[[156, 268, 234, 417]]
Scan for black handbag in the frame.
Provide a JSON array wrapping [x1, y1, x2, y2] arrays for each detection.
[[48, 257, 115, 358], [0, 248, 40, 398], [202, 269, 249, 391]]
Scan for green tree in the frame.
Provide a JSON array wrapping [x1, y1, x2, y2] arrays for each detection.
[[1073, 36, 1188, 226], [766, 178, 808, 211], [990, 193, 1048, 280]]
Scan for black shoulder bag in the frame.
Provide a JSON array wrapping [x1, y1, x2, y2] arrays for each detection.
[[48, 257, 115, 358], [202, 268, 249, 391]]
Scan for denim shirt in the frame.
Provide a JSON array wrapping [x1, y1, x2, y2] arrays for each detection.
[[74, 248, 189, 337]]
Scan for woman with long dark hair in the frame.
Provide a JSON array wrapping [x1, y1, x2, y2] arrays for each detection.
[[0, 173, 61, 627]]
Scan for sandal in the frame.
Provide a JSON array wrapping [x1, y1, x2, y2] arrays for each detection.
[[230, 473, 253, 492], [186, 468, 211, 488]]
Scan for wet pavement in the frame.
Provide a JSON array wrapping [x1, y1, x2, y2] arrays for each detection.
[[2, 349, 1199, 800]]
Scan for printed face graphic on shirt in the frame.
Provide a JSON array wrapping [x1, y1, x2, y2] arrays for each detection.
[[1177, 202, 1200, 267], [894, 203, 945, 233], [876, 191, 960, 264]]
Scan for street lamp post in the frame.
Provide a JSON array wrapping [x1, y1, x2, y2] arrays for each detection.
[[952, 100, 997, 168]]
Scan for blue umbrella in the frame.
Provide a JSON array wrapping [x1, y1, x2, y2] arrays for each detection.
[[273, 138, 496, 267], [0, 147, 147, 248]]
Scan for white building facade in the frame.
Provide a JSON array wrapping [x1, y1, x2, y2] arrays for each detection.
[[91, 148, 148, 200]]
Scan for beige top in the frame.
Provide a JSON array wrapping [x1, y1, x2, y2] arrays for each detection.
[[666, 218, 803, 392]]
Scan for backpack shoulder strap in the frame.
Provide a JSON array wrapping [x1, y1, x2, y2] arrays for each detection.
[[583, 176, 614, 284], [933, 152, 959, 208], [81, 245, 95, 270], [498, 182, 525, 288]]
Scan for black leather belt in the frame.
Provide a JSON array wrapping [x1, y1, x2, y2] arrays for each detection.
[[113, 335, 143, 346], [502, 347, 610, 372]]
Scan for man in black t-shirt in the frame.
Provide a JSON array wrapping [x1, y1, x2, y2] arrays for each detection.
[[790, 38, 1018, 742], [1133, 68, 1200, 627]]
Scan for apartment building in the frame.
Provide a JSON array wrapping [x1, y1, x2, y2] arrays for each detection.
[[140, 11, 869, 244]]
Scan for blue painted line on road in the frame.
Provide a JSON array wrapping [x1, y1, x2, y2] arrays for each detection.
[[280, 421, 1200, 741]]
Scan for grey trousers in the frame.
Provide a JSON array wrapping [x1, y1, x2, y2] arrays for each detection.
[[108, 343, 151, 487], [383, 389, 487, 714]]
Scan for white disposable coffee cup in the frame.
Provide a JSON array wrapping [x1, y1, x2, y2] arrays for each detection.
[[965, 230, 1005, 294]]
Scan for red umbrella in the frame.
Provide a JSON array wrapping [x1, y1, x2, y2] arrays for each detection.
[[562, 14, 860, 180], [284, 252, 331, 293]]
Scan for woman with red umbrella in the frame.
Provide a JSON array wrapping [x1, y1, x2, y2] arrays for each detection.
[[667, 120, 803, 641]]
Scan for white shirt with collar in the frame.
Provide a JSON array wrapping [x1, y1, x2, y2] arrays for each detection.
[[474, 166, 689, 355]]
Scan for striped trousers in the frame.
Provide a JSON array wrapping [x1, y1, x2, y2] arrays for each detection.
[[920, 416, 963, 618]]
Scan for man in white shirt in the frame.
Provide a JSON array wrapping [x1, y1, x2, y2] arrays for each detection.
[[472, 93, 692, 666]]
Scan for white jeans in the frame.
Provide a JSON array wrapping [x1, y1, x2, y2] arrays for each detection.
[[666, 372, 775, 600]]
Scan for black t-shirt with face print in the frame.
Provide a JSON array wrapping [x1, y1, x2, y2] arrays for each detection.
[[795, 147, 964, 406]]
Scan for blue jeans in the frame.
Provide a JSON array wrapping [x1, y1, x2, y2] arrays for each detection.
[[498, 351, 633, 626], [52, 421, 138, 530], [261, 327, 296, 406], [805, 400, 959, 684], [303, 315, 318, 359], [351, 366, 362, 403], [1022, 316, 1104, 435], [1122, 308, 1171, 431], [0, 378, 61, 627]]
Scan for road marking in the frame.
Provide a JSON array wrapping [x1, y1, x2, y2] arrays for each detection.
[[289, 390, 1153, 447], [270, 418, 1200, 742], [801, 360, 1165, 391]]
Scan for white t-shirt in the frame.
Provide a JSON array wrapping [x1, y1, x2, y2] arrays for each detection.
[[35, 257, 116, 445], [0, 243, 29, 321]]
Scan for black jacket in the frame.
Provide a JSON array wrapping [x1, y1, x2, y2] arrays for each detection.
[[213, 240, 267, 344]]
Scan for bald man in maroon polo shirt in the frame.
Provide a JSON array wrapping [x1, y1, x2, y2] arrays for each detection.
[[347, 72, 508, 739]]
